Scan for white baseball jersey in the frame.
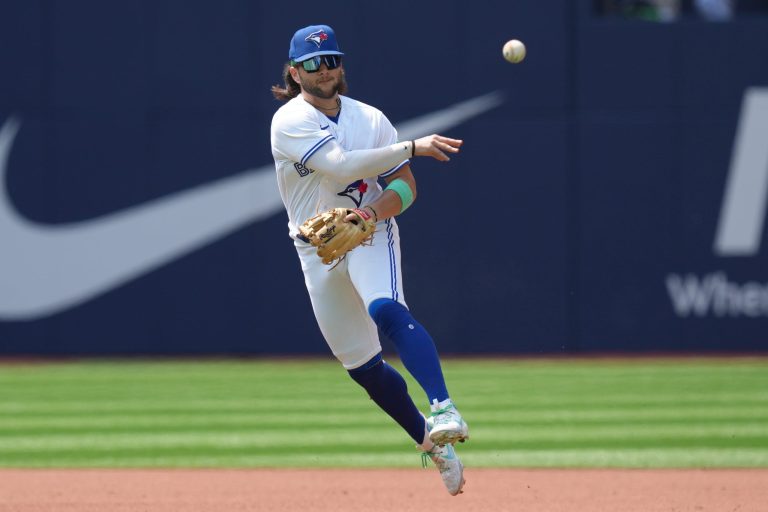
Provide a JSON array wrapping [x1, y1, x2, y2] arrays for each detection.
[[270, 94, 410, 369], [270, 95, 409, 239]]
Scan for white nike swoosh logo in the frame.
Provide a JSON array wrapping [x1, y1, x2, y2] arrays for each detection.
[[0, 91, 504, 320]]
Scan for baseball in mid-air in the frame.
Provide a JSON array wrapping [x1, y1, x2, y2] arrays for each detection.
[[503, 39, 526, 64]]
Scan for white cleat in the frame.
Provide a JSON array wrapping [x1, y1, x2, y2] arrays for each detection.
[[428, 399, 469, 446], [422, 443, 466, 496]]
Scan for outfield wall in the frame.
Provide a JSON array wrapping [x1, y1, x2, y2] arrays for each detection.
[[1, 2, 767, 354]]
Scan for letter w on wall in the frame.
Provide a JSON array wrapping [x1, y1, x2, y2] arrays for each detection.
[[714, 87, 768, 257]]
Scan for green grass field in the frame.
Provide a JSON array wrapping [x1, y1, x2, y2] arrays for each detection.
[[0, 357, 767, 468]]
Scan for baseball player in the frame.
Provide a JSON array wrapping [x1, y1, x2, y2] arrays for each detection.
[[270, 24, 469, 495]]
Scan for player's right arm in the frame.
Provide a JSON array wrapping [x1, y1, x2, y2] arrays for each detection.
[[272, 110, 461, 181], [308, 135, 462, 182]]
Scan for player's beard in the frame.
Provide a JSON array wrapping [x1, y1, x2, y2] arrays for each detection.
[[303, 71, 348, 99]]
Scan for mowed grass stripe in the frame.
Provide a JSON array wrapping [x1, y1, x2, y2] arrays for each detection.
[[1, 358, 764, 383], [0, 358, 766, 468], [2, 440, 768, 462], [2, 392, 767, 414], [2, 409, 767, 434], [6, 387, 763, 402], [0, 424, 766, 453], [0, 396, 768, 418], [3, 449, 768, 469]]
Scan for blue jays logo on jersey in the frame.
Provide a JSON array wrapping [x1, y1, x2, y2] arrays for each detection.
[[337, 180, 368, 207], [305, 30, 329, 48]]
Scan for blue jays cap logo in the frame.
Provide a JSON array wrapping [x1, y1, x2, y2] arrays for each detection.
[[305, 30, 329, 48], [289, 25, 343, 62]]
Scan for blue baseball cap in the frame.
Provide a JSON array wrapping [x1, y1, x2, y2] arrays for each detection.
[[288, 25, 344, 63]]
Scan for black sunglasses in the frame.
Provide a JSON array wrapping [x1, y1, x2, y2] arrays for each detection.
[[292, 55, 342, 73]]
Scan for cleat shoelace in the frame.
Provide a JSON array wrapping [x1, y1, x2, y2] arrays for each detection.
[[421, 446, 451, 470], [430, 404, 460, 426], [421, 446, 446, 468]]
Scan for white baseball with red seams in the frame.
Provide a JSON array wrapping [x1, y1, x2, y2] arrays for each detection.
[[503, 39, 526, 63]]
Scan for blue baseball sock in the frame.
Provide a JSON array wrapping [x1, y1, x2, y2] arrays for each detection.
[[368, 298, 449, 403], [347, 353, 427, 444]]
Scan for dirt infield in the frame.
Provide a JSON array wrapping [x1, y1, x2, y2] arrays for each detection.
[[0, 469, 766, 512]]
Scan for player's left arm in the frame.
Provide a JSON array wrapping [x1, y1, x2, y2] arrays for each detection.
[[349, 165, 416, 223]]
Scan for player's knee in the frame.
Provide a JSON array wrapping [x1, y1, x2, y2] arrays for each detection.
[[347, 352, 408, 398], [347, 352, 383, 386], [368, 298, 411, 338], [368, 297, 399, 321]]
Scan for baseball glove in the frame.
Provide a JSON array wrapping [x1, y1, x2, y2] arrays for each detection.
[[299, 207, 377, 266]]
